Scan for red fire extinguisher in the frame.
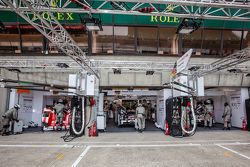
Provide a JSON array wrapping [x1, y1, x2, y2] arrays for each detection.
[[89, 121, 98, 137], [165, 122, 170, 135], [92, 121, 97, 136], [242, 117, 247, 131]]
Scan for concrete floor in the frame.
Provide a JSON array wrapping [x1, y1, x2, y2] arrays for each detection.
[[0, 130, 250, 167]]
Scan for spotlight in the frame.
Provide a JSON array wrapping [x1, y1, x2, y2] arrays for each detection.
[[113, 68, 121, 74], [82, 17, 103, 31], [227, 69, 242, 73], [56, 63, 69, 68], [176, 18, 202, 34], [246, 73, 250, 77], [188, 66, 200, 71], [8, 68, 21, 73], [146, 71, 154, 75]]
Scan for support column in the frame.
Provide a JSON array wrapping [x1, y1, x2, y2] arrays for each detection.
[[88, 31, 91, 55], [0, 88, 8, 116], [92, 32, 97, 54]]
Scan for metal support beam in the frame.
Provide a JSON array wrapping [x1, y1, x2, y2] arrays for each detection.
[[195, 47, 250, 77], [0, 57, 212, 72]]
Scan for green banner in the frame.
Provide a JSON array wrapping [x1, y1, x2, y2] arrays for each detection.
[[0, 0, 250, 29]]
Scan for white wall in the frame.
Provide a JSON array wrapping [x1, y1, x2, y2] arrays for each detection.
[[32, 91, 45, 126], [9, 89, 17, 109], [10, 89, 53, 126], [0, 88, 8, 117], [157, 89, 172, 130], [204, 96, 226, 124], [241, 88, 249, 124], [203, 88, 249, 128], [18, 92, 33, 126], [228, 89, 249, 128]]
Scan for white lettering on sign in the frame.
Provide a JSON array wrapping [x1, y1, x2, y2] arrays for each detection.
[[176, 49, 193, 74]]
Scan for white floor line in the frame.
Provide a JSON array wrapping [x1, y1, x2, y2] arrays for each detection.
[[217, 143, 250, 146], [216, 144, 250, 160], [71, 146, 91, 167], [0, 144, 73, 148], [0, 139, 248, 144], [90, 143, 201, 148]]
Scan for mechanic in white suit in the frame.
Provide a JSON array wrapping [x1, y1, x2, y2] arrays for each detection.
[[135, 103, 146, 133], [204, 99, 214, 129]]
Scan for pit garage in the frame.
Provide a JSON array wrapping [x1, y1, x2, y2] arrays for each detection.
[[1, 0, 250, 167]]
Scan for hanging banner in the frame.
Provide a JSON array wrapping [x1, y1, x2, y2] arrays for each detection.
[[176, 49, 193, 74]]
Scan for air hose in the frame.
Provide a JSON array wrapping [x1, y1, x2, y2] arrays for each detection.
[[71, 105, 85, 137], [62, 97, 93, 142], [70, 97, 95, 137], [181, 97, 197, 135]]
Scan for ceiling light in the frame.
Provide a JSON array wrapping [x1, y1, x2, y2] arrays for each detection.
[[176, 18, 202, 34]]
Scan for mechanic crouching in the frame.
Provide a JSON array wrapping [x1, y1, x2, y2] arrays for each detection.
[[1, 104, 20, 136]]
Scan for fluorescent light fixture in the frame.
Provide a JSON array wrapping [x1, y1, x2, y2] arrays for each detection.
[[86, 23, 101, 31], [176, 18, 202, 34], [83, 18, 103, 31], [178, 28, 194, 34]]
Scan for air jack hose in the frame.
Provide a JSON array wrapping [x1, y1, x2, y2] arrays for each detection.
[[181, 98, 197, 135], [71, 106, 85, 136]]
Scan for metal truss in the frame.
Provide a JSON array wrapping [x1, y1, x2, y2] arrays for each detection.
[[0, 57, 210, 72], [1, 0, 250, 21], [195, 47, 250, 76], [1, 55, 249, 73], [1, 0, 98, 77]]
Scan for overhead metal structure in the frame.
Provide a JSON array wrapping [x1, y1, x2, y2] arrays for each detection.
[[0, 56, 249, 73], [1, 0, 250, 21], [1, 0, 99, 77], [0, 58, 198, 72], [0, 0, 250, 75], [195, 47, 250, 76]]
